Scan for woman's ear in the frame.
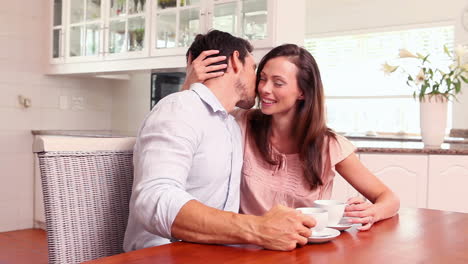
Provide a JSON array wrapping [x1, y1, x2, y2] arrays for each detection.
[[298, 91, 305, 100]]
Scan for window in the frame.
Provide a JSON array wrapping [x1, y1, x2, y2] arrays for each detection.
[[304, 25, 454, 135]]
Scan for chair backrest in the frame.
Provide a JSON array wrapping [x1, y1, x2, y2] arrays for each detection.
[[37, 150, 134, 264]]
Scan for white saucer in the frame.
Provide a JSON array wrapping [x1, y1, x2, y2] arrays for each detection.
[[328, 217, 353, 231], [308, 227, 340, 243]]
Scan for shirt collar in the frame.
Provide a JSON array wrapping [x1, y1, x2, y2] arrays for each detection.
[[190, 83, 228, 116]]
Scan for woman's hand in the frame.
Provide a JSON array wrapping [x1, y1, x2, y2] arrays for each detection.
[[344, 196, 377, 231], [181, 50, 228, 90]]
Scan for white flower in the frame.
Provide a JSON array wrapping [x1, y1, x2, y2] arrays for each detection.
[[382, 62, 398, 75], [415, 69, 425, 84], [454, 45, 468, 59], [399, 49, 418, 58]]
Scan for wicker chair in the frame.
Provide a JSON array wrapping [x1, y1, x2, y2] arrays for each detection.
[[37, 150, 134, 264]]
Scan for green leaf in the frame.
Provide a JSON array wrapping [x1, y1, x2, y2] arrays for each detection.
[[454, 81, 461, 93], [446, 78, 452, 88], [407, 75, 413, 81], [421, 83, 428, 95], [460, 75, 468, 83], [443, 45, 452, 58], [423, 54, 430, 63]]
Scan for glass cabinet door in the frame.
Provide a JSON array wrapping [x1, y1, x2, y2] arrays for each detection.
[[67, 0, 103, 59], [212, 1, 238, 36], [52, 0, 64, 60], [154, 0, 201, 50], [178, 8, 200, 47], [241, 0, 268, 41], [107, 0, 147, 56], [155, 12, 176, 49]]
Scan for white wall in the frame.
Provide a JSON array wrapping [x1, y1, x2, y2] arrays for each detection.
[[0, 0, 114, 232], [111, 72, 151, 135], [306, 0, 468, 129]]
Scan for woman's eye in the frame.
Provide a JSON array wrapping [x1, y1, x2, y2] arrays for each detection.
[[274, 83, 284, 87]]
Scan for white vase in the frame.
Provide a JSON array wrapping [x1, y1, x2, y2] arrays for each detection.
[[419, 94, 448, 147]]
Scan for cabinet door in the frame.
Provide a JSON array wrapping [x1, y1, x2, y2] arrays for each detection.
[[66, 0, 105, 62], [151, 0, 203, 56], [105, 0, 150, 59], [207, 0, 271, 46], [360, 154, 428, 208], [51, 0, 66, 63], [240, 0, 270, 45], [210, 0, 240, 36], [428, 155, 468, 213]]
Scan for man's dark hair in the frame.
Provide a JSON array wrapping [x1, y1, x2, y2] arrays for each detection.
[[186, 30, 253, 73]]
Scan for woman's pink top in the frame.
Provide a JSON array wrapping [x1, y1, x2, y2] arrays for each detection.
[[234, 110, 356, 216]]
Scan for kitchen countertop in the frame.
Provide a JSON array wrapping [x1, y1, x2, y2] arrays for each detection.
[[31, 130, 133, 138], [31, 130, 468, 155], [353, 140, 468, 155]]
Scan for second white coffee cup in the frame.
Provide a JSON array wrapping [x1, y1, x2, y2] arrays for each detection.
[[296, 207, 328, 233], [313, 200, 346, 226]]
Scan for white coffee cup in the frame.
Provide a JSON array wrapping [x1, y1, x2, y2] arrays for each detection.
[[313, 200, 346, 226], [296, 207, 328, 233]]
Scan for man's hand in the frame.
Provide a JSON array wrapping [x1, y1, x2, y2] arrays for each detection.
[[181, 50, 228, 90], [254, 205, 316, 251]]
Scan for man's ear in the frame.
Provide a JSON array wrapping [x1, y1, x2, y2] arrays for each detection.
[[230, 50, 241, 74]]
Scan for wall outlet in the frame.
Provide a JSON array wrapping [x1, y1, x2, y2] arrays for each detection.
[[71, 96, 84, 111], [59, 95, 69, 110]]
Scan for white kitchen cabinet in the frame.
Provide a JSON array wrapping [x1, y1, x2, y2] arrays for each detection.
[[359, 153, 428, 208], [49, 0, 151, 64], [104, 0, 150, 60], [50, 0, 272, 63], [51, 0, 66, 64], [151, 0, 272, 56], [65, 0, 106, 62], [427, 155, 468, 213]]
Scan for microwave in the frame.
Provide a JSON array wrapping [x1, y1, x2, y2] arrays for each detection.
[[151, 70, 186, 109]]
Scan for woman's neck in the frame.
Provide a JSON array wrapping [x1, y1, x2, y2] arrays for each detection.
[[271, 115, 294, 139], [270, 110, 298, 154]]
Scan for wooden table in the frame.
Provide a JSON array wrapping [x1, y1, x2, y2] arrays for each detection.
[[86, 208, 468, 264]]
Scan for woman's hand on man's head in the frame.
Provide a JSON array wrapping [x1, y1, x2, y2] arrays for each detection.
[[181, 50, 228, 90]]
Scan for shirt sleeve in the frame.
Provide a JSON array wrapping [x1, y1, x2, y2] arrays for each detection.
[[329, 133, 357, 167], [132, 99, 200, 239]]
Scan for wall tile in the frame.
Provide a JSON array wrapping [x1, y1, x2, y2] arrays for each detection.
[[0, 153, 34, 200], [0, 0, 114, 232], [0, 199, 33, 232], [0, 131, 34, 154]]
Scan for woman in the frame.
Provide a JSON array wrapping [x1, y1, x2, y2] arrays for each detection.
[[185, 44, 399, 231]]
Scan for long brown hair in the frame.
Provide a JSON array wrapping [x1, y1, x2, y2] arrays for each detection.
[[248, 44, 335, 188]]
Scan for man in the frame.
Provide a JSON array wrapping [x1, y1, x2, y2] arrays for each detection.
[[124, 30, 315, 252]]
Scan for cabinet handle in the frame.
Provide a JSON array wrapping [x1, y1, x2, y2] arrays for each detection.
[[200, 11, 205, 16]]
